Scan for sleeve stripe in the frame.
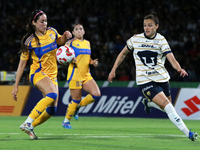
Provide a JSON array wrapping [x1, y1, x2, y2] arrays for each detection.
[[163, 51, 172, 55], [126, 45, 131, 51], [25, 35, 34, 45]]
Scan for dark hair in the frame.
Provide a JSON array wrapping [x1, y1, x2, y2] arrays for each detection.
[[20, 10, 45, 53], [144, 12, 159, 25], [72, 23, 84, 30]]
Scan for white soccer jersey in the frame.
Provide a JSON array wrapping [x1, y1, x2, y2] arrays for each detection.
[[127, 33, 172, 85]]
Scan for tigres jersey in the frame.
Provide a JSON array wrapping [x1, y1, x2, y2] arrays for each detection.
[[66, 38, 91, 82], [20, 27, 61, 79], [126, 33, 172, 85]]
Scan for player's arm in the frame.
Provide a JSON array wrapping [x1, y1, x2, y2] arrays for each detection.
[[108, 46, 130, 82], [57, 30, 72, 45], [166, 53, 188, 77], [12, 58, 28, 101]]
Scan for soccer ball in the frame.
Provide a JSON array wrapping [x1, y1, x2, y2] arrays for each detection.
[[56, 45, 75, 65]]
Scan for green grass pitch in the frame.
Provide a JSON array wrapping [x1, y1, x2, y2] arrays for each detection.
[[0, 116, 199, 150]]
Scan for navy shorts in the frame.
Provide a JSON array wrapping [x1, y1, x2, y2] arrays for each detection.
[[138, 81, 171, 101]]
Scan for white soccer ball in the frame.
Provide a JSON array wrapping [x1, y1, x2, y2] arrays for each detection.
[[56, 45, 75, 65]]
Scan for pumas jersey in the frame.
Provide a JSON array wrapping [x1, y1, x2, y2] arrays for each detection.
[[127, 33, 172, 85], [66, 38, 91, 82], [20, 27, 61, 79]]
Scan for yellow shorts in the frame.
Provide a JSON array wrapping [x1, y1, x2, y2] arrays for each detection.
[[30, 71, 58, 86], [69, 76, 93, 89]]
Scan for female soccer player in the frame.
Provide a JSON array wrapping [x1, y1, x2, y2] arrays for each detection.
[[108, 12, 198, 141], [12, 10, 72, 139], [62, 24, 101, 129]]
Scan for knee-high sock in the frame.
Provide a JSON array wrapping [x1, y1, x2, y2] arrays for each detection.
[[164, 103, 189, 137], [148, 101, 165, 112], [29, 93, 57, 120], [66, 99, 80, 120], [80, 94, 100, 107], [32, 106, 57, 127]]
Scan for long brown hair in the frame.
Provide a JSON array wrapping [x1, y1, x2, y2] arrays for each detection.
[[20, 10, 45, 53]]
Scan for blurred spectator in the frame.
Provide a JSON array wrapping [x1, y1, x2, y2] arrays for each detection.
[[1, 0, 200, 84]]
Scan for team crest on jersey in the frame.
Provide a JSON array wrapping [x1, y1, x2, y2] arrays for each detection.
[[76, 81, 83, 87], [49, 33, 55, 40], [138, 51, 158, 69], [51, 43, 57, 49], [147, 91, 151, 96]]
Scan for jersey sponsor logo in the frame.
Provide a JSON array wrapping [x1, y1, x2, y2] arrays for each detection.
[[141, 44, 154, 48], [164, 46, 170, 50], [146, 70, 158, 75], [42, 47, 50, 51], [87, 49, 91, 54], [142, 85, 153, 93]]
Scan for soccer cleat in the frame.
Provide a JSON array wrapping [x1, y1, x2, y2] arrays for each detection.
[[74, 112, 79, 121], [189, 129, 198, 141], [141, 98, 151, 114], [19, 123, 38, 139], [62, 121, 73, 129], [74, 106, 80, 121]]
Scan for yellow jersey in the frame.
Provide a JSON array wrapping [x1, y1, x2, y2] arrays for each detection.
[[66, 38, 91, 82], [20, 27, 61, 80]]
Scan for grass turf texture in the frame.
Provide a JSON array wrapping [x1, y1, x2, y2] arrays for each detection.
[[0, 116, 199, 150]]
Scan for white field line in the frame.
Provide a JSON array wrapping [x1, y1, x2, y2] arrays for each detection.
[[0, 133, 186, 140]]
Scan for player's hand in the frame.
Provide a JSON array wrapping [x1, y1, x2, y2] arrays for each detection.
[[64, 30, 72, 39], [12, 87, 18, 101], [93, 59, 98, 67], [178, 69, 188, 77], [108, 71, 116, 83]]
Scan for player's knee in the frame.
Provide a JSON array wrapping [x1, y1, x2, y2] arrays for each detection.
[[93, 90, 101, 97], [46, 92, 57, 101], [46, 106, 57, 115]]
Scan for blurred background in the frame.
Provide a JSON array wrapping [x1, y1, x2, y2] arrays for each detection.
[[1, 0, 200, 85]]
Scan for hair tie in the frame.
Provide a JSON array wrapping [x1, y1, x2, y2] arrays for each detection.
[[33, 11, 44, 21]]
